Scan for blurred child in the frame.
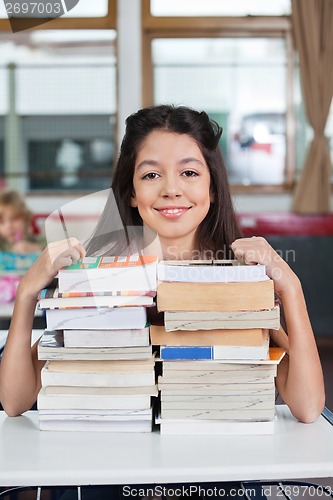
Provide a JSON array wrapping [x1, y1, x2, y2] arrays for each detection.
[[0, 190, 43, 302], [0, 190, 42, 254]]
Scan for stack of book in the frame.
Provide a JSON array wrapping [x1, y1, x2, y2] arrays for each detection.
[[36, 255, 158, 432], [155, 260, 285, 435]]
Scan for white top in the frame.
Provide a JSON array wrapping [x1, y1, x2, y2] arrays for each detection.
[[0, 406, 332, 486]]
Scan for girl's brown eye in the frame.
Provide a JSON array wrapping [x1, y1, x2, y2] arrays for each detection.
[[142, 172, 159, 180], [182, 170, 198, 177]]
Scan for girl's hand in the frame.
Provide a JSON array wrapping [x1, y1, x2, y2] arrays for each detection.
[[230, 236, 300, 296], [17, 237, 86, 300]]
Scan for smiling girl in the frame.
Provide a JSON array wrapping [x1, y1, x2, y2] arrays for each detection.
[[0, 105, 325, 499]]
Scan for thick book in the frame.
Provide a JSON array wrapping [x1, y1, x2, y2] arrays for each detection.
[[58, 255, 157, 294], [63, 326, 150, 348], [164, 306, 280, 331], [38, 331, 153, 360], [160, 348, 286, 367], [39, 418, 153, 432], [161, 396, 275, 410], [159, 335, 270, 360], [158, 372, 275, 386], [41, 360, 155, 388], [37, 385, 158, 410], [38, 294, 154, 310], [157, 415, 275, 435], [160, 407, 275, 421], [150, 325, 267, 347], [158, 260, 269, 283], [45, 306, 147, 331], [157, 280, 275, 312]]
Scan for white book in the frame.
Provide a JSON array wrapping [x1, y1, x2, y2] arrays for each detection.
[[160, 384, 275, 397], [41, 361, 155, 388], [164, 306, 280, 331], [38, 331, 153, 361], [37, 385, 158, 410], [157, 416, 275, 435], [158, 373, 275, 384], [63, 326, 150, 348], [161, 398, 275, 411], [161, 394, 275, 404], [157, 260, 269, 283], [39, 418, 153, 432], [58, 255, 157, 294], [160, 407, 275, 421], [38, 408, 152, 418], [45, 306, 147, 330], [39, 295, 154, 309]]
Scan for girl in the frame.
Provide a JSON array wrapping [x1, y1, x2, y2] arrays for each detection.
[[0, 190, 42, 254], [0, 105, 325, 496]]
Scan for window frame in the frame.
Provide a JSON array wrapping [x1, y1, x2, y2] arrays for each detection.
[[0, 0, 116, 31], [141, 0, 295, 193]]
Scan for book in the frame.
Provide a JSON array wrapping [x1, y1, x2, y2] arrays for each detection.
[[158, 373, 275, 385], [158, 260, 269, 283], [160, 348, 286, 367], [164, 306, 280, 331], [58, 255, 157, 294], [150, 325, 268, 347], [38, 331, 153, 360], [37, 385, 158, 410], [161, 396, 275, 410], [159, 407, 275, 421], [38, 294, 154, 310], [45, 306, 147, 331], [63, 326, 150, 348], [41, 360, 155, 388], [157, 416, 275, 435], [157, 280, 275, 312], [39, 418, 153, 432], [159, 337, 270, 360], [159, 384, 275, 397], [38, 288, 156, 299]]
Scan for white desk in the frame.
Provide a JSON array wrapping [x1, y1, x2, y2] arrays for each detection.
[[0, 406, 332, 487]]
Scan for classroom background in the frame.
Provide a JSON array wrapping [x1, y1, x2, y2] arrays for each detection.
[[0, 0, 332, 411]]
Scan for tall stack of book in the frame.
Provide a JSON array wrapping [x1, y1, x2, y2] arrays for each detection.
[[155, 260, 285, 435], [36, 255, 158, 432]]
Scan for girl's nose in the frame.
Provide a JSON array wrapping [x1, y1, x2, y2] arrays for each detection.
[[160, 174, 182, 198]]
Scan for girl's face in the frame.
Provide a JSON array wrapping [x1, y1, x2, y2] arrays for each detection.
[[131, 130, 213, 253], [0, 206, 25, 244]]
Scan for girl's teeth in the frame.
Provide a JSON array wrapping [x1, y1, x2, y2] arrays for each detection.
[[161, 209, 182, 214]]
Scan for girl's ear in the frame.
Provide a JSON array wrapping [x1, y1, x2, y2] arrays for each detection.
[[130, 193, 138, 208], [210, 189, 215, 203]]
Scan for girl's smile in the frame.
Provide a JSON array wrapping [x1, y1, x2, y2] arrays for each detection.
[[131, 130, 213, 254]]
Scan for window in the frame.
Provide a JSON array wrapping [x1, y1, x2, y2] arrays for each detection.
[[152, 38, 287, 186], [0, 26, 116, 192], [143, 0, 294, 191], [150, 0, 291, 17]]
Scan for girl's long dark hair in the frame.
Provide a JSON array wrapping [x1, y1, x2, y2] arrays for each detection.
[[86, 104, 242, 257]]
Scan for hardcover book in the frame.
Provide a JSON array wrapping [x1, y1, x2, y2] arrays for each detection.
[[58, 255, 157, 294], [157, 280, 275, 312], [38, 330, 153, 360], [157, 260, 269, 283], [164, 306, 280, 331]]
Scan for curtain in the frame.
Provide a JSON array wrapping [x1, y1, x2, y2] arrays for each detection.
[[291, 0, 333, 213]]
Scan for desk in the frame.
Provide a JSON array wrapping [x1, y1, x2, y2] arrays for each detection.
[[0, 406, 332, 487]]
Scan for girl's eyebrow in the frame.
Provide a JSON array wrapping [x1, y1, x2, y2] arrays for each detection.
[[136, 157, 204, 171], [136, 159, 159, 171]]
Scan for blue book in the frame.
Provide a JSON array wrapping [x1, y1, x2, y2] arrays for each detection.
[[160, 346, 214, 360], [160, 342, 270, 361]]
